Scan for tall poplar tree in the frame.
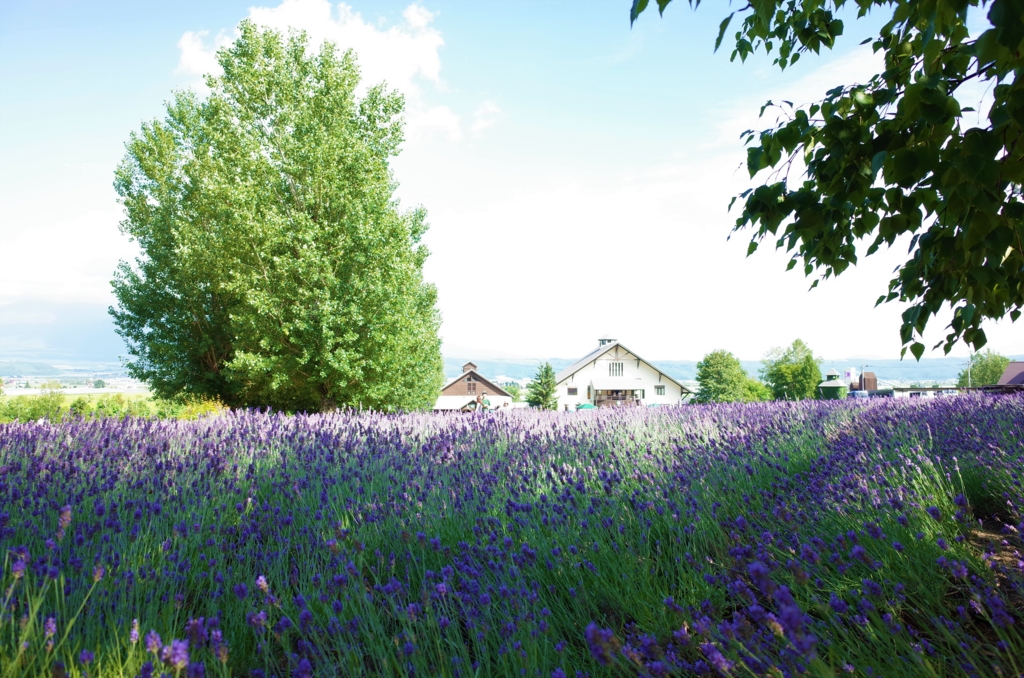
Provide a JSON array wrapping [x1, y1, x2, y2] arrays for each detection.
[[111, 22, 443, 412]]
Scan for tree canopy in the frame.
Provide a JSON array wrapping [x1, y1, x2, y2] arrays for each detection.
[[526, 363, 559, 410], [631, 0, 1024, 358], [761, 339, 823, 400], [504, 382, 523, 403], [111, 22, 443, 412], [694, 350, 770, 403], [956, 348, 1011, 386]]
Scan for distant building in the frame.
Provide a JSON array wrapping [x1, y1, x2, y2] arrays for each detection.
[[851, 371, 878, 392], [433, 362, 513, 411], [818, 369, 847, 400], [554, 336, 691, 410], [997, 361, 1024, 386]]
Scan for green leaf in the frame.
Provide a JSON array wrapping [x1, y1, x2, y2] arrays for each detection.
[[747, 240, 759, 256], [629, 0, 650, 24], [715, 13, 734, 51], [910, 342, 925, 360], [871, 151, 887, 180]]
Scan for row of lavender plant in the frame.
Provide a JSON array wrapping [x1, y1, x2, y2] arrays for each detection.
[[1, 394, 1021, 676]]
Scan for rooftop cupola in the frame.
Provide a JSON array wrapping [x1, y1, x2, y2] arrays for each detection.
[[462, 362, 477, 373], [597, 335, 617, 347]]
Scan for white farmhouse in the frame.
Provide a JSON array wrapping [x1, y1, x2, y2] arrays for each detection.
[[555, 336, 691, 410]]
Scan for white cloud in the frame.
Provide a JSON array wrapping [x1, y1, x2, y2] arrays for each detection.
[[406, 104, 462, 142], [470, 100, 501, 133], [177, 0, 461, 143], [176, 30, 233, 80], [402, 3, 435, 30]]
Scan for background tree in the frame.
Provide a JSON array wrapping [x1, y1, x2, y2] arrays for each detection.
[[694, 350, 769, 403], [504, 382, 523, 402], [761, 339, 822, 400], [526, 363, 559, 410], [743, 378, 773, 402], [631, 0, 1024, 358], [111, 22, 443, 412], [957, 349, 1011, 387]]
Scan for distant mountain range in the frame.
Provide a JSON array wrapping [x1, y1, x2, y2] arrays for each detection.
[[444, 355, 1024, 384], [0, 299, 1016, 384]]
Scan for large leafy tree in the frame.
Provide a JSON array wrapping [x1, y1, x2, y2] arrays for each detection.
[[111, 22, 443, 412], [526, 363, 559, 410], [956, 348, 1011, 386], [761, 339, 823, 400], [694, 349, 769, 403], [632, 0, 1024, 358]]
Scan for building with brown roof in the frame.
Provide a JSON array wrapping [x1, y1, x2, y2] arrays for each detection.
[[997, 361, 1024, 386], [433, 362, 513, 411]]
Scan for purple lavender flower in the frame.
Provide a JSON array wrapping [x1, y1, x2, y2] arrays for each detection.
[[232, 583, 248, 600], [167, 639, 189, 669], [144, 630, 162, 654], [700, 643, 734, 672], [926, 506, 941, 521], [862, 579, 883, 597], [79, 649, 94, 665], [584, 622, 618, 666]]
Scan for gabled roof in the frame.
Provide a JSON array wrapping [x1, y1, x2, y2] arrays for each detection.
[[440, 369, 512, 398], [998, 361, 1024, 385], [555, 341, 691, 393]]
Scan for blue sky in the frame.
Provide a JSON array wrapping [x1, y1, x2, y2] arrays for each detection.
[[1, 0, 1019, 363]]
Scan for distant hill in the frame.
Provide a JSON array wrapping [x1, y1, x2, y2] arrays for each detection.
[[0, 361, 61, 377], [445, 354, 1024, 384], [443, 357, 574, 382]]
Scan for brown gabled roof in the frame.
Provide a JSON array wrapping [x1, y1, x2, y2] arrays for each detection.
[[998, 361, 1024, 385], [440, 369, 511, 398]]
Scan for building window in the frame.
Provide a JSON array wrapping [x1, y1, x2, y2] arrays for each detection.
[[655, 385, 665, 396], [587, 386, 592, 399], [609, 362, 623, 377], [467, 381, 476, 394], [567, 387, 578, 396]]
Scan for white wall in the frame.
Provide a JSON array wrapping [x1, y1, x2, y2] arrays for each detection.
[[555, 345, 686, 409]]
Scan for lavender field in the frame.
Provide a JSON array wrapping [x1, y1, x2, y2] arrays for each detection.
[[1, 395, 1022, 677]]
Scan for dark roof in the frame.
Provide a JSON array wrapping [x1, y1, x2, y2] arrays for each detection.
[[555, 341, 691, 393], [998, 361, 1024, 385], [440, 369, 511, 398]]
